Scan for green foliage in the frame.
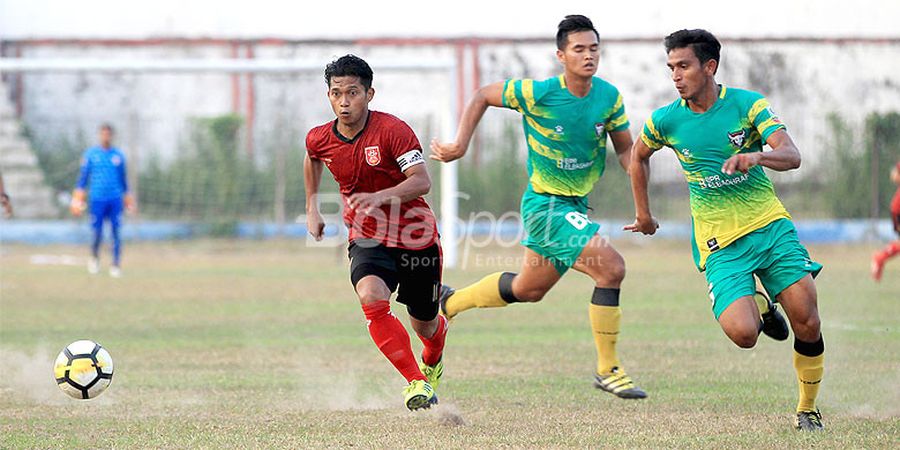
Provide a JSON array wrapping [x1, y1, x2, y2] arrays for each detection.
[[139, 114, 257, 229], [823, 112, 900, 218], [455, 123, 529, 216], [30, 130, 85, 194]]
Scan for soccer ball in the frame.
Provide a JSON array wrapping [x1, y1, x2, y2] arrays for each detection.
[[54, 340, 114, 399]]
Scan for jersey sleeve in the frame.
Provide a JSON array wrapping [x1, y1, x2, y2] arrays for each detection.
[[75, 150, 91, 189], [387, 121, 425, 172], [606, 90, 630, 132], [746, 94, 786, 143], [501, 78, 552, 117], [304, 129, 321, 160], [640, 108, 668, 151]]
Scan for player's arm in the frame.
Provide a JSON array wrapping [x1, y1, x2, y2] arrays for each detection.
[[623, 138, 659, 235], [429, 82, 505, 162], [119, 155, 137, 213], [70, 153, 90, 216], [347, 164, 431, 215], [609, 129, 634, 172], [303, 153, 326, 241], [722, 129, 801, 175]]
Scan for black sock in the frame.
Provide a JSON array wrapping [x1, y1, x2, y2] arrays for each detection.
[[591, 287, 620, 306]]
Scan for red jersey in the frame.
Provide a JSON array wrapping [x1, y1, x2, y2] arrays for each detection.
[[891, 187, 900, 231], [306, 111, 438, 250]]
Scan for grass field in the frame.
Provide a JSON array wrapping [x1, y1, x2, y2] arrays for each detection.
[[1, 239, 898, 448]]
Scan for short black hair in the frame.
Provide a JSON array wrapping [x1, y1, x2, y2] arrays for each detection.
[[324, 54, 373, 90], [664, 29, 721, 67], [556, 15, 599, 50], [99, 123, 114, 133]]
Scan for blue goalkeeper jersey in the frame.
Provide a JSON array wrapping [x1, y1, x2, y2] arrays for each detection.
[[76, 146, 129, 202]]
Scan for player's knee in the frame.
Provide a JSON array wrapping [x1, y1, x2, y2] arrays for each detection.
[[356, 285, 390, 305], [726, 324, 760, 348], [606, 260, 626, 284], [588, 254, 625, 286], [516, 287, 548, 303], [792, 314, 821, 341], [731, 332, 759, 349]]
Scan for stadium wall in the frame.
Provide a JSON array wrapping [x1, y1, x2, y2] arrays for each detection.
[[2, 37, 899, 187]]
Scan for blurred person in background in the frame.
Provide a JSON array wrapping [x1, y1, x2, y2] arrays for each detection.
[[871, 161, 900, 281], [70, 124, 135, 277], [0, 172, 12, 217]]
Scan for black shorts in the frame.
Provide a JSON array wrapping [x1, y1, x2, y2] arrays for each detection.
[[348, 239, 443, 321]]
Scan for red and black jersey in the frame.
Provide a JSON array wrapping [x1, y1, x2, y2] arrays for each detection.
[[306, 111, 438, 250]]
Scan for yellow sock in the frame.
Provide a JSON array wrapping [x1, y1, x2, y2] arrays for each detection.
[[445, 272, 510, 317], [589, 304, 621, 375], [793, 351, 824, 412], [753, 291, 769, 314]]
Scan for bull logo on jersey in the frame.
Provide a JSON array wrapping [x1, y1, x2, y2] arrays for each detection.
[[727, 130, 746, 148], [594, 123, 605, 137], [364, 146, 381, 166], [111, 155, 122, 166]]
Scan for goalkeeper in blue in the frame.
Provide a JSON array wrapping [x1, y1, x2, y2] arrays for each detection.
[[70, 124, 136, 277]]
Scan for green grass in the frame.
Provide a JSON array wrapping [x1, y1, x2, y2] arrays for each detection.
[[1, 239, 898, 448]]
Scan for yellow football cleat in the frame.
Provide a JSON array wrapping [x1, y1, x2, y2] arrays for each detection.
[[403, 379, 438, 411], [593, 366, 647, 399], [420, 359, 444, 391]]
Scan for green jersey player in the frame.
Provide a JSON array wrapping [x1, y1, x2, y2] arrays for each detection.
[[431, 15, 645, 399], [627, 29, 825, 431]]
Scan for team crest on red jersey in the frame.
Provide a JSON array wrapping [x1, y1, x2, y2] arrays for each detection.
[[364, 146, 381, 166]]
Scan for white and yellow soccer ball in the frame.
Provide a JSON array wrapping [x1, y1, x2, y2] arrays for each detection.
[[54, 340, 114, 400]]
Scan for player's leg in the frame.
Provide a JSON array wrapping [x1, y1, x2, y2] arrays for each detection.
[[755, 219, 825, 431], [716, 294, 765, 348], [394, 244, 447, 391], [706, 227, 786, 348], [440, 246, 562, 318], [109, 198, 123, 277], [572, 234, 645, 399], [775, 275, 825, 431], [87, 200, 105, 274], [871, 239, 900, 281], [348, 240, 432, 410]]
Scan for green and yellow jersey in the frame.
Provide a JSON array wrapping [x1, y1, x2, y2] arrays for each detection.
[[640, 85, 791, 270], [503, 75, 629, 197]]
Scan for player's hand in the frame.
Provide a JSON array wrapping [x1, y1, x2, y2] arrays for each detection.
[[623, 215, 659, 235], [347, 192, 386, 215], [123, 194, 137, 215], [69, 189, 86, 217], [429, 139, 466, 162], [306, 211, 326, 241], [722, 152, 761, 175]]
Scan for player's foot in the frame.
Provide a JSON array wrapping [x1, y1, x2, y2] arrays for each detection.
[[420, 358, 443, 391], [438, 284, 456, 320], [871, 254, 885, 282], [87, 257, 99, 275], [757, 290, 789, 341], [593, 367, 647, 399], [109, 266, 122, 278], [795, 409, 824, 432], [403, 379, 437, 411]]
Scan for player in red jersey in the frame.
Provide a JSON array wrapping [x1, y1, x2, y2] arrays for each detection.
[[304, 55, 446, 410], [872, 161, 900, 281]]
